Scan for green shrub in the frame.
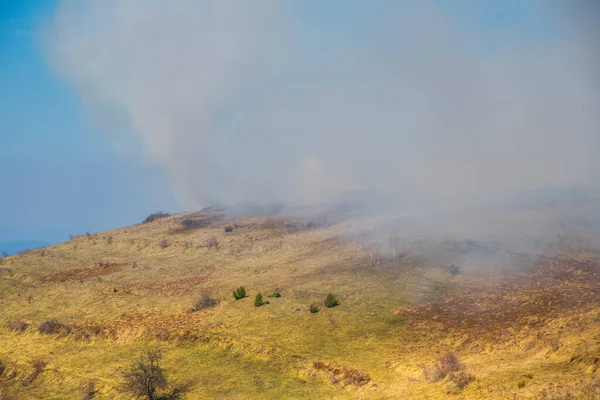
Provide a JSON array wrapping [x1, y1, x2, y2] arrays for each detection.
[[324, 293, 340, 308], [524, 373, 533, 379], [254, 293, 264, 307], [224, 225, 233, 233], [233, 286, 247, 300], [267, 290, 281, 298], [310, 303, 319, 313], [518, 379, 526, 389]]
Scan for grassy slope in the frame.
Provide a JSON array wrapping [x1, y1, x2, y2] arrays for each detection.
[[0, 210, 599, 399]]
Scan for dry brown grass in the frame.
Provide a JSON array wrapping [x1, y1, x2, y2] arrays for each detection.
[[1, 209, 600, 398]]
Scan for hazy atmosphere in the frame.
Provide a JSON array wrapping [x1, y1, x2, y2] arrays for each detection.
[[2, 2, 600, 399], [1, 1, 599, 249]]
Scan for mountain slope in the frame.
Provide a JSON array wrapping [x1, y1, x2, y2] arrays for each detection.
[[0, 210, 599, 399]]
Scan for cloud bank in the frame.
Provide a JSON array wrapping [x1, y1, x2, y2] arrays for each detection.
[[44, 1, 600, 213]]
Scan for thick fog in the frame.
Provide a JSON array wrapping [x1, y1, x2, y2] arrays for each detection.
[[44, 1, 599, 218]]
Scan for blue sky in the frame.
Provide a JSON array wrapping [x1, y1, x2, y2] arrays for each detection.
[[0, 0, 178, 244], [0, 1, 572, 245]]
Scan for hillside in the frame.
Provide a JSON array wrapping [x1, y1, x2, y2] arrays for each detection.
[[0, 208, 599, 399]]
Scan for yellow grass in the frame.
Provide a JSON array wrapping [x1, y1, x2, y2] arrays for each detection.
[[0, 210, 599, 399]]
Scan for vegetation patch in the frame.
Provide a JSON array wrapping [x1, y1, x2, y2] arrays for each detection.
[[143, 212, 171, 224], [4, 320, 29, 333], [192, 294, 218, 311], [312, 360, 371, 387], [122, 349, 181, 400], [254, 292, 264, 307], [37, 319, 72, 336], [324, 293, 340, 308], [42, 261, 128, 283], [233, 286, 247, 300], [21, 359, 46, 387]]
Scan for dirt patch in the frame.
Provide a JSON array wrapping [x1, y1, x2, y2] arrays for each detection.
[[131, 275, 208, 296], [41, 262, 129, 283]]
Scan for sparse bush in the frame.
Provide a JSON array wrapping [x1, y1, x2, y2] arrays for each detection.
[[267, 290, 281, 298], [524, 373, 533, 379], [0, 380, 13, 400], [82, 381, 97, 399], [38, 319, 71, 336], [518, 379, 526, 389], [310, 303, 319, 313], [254, 293, 264, 307], [143, 212, 171, 224], [159, 239, 170, 249], [206, 237, 219, 250], [233, 286, 247, 300], [449, 265, 461, 276], [224, 225, 233, 233], [192, 294, 218, 311], [122, 349, 180, 400], [181, 219, 196, 229], [5, 320, 29, 333], [0, 252, 7, 258], [449, 371, 474, 390], [107, 236, 113, 244], [22, 359, 46, 386], [324, 293, 340, 308], [423, 352, 464, 382]]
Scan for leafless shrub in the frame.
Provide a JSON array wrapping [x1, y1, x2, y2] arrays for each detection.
[[37, 319, 71, 336], [0, 381, 14, 400], [85, 232, 92, 240], [122, 349, 181, 400], [159, 240, 170, 249], [0, 252, 7, 258], [181, 219, 197, 229], [448, 370, 474, 390], [206, 237, 219, 250], [21, 359, 47, 387], [5, 320, 29, 333], [107, 236, 113, 244], [423, 352, 464, 382], [143, 211, 171, 224], [82, 381, 97, 399], [27, 295, 33, 304], [192, 294, 218, 311]]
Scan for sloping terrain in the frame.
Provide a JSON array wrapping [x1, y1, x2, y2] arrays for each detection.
[[0, 209, 599, 399]]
